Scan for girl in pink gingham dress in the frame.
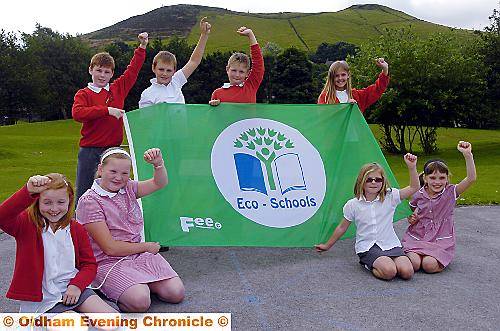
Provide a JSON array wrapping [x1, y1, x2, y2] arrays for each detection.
[[402, 141, 476, 273], [77, 147, 184, 312]]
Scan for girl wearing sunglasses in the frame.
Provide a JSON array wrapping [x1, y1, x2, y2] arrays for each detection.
[[402, 141, 476, 273], [315, 153, 420, 281]]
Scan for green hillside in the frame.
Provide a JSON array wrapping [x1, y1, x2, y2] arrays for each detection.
[[84, 4, 475, 53]]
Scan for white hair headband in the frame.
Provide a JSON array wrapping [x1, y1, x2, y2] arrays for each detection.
[[100, 149, 131, 163]]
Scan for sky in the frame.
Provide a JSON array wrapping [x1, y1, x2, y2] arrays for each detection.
[[1, 0, 498, 35]]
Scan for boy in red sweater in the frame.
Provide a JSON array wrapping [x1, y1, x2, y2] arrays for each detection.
[[209, 26, 264, 106], [72, 32, 148, 204]]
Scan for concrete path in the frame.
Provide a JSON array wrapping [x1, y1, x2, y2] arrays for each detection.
[[1, 206, 499, 330]]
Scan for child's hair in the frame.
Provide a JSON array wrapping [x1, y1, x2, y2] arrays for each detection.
[[227, 52, 250, 70], [27, 173, 74, 233], [90, 52, 115, 70], [354, 163, 389, 202], [153, 51, 177, 70], [321, 60, 353, 104], [96, 148, 132, 178], [419, 159, 450, 187]]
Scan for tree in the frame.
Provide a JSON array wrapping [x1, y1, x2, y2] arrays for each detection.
[[271, 47, 315, 104], [351, 28, 486, 154], [310, 42, 359, 64], [21, 25, 92, 121]]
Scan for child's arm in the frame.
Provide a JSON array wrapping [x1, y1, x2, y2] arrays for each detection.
[[181, 17, 211, 79], [72, 92, 124, 121], [240, 27, 264, 90], [352, 58, 389, 112], [65, 223, 97, 305], [314, 218, 351, 252], [455, 141, 477, 196], [399, 153, 420, 200], [137, 148, 168, 198], [0, 176, 48, 236], [112, 32, 148, 96], [84, 221, 161, 256]]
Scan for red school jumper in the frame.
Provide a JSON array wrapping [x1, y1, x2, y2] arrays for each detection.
[[317, 72, 389, 113], [211, 44, 264, 103], [72, 47, 146, 148], [0, 186, 97, 302]]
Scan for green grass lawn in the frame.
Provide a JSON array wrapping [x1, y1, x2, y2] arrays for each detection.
[[0, 120, 498, 204]]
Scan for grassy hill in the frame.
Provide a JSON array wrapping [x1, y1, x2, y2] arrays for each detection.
[[1, 120, 498, 205], [84, 4, 475, 53]]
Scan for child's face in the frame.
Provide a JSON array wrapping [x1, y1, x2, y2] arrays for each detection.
[[334, 69, 349, 90], [39, 188, 70, 224], [98, 158, 132, 192], [424, 170, 448, 195], [363, 170, 384, 197], [153, 61, 176, 85], [226, 63, 249, 85], [89, 65, 114, 88]]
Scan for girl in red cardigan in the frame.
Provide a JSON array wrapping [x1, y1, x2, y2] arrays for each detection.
[[317, 58, 389, 113], [0, 173, 116, 314]]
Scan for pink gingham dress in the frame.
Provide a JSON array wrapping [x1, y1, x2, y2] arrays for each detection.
[[402, 184, 458, 267], [76, 179, 178, 301]]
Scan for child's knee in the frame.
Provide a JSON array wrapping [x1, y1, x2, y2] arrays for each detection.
[[407, 253, 421, 271], [398, 264, 414, 280], [422, 257, 443, 273], [157, 281, 185, 303], [120, 291, 151, 312], [373, 258, 397, 280]]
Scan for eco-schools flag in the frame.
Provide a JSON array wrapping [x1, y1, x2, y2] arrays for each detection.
[[124, 103, 410, 247]]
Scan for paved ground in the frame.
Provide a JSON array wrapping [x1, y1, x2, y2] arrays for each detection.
[[1, 206, 499, 330]]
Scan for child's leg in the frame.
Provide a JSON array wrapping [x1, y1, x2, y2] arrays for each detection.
[[117, 284, 151, 312], [148, 277, 185, 304], [372, 256, 397, 280], [421, 256, 445, 273], [76, 147, 106, 205], [406, 252, 422, 271], [393, 256, 414, 280], [76, 294, 118, 313]]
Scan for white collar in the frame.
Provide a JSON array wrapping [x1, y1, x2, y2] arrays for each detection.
[[150, 78, 164, 86], [360, 194, 381, 203], [87, 83, 110, 93], [91, 179, 126, 198], [222, 82, 244, 89]]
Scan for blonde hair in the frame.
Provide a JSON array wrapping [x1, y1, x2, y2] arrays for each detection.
[[227, 52, 250, 70], [354, 163, 389, 202], [153, 51, 177, 70], [27, 173, 74, 233], [89, 52, 115, 70], [95, 148, 132, 178], [321, 60, 353, 104]]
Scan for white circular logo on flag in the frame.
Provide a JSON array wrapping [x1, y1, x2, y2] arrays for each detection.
[[211, 118, 326, 228]]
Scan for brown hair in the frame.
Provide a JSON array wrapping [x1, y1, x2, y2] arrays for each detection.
[[420, 159, 450, 187], [321, 60, 353, 104], [96, 148, 132, 178], [27, 173, 74, 233], [354, 163, 389, 202], [90, 52, 115, 70], [153, 51, 177, 70], [227, 52, 250, 70]]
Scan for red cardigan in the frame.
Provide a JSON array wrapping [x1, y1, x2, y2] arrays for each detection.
[[72, 47, 146, 148], [0, 185, 97, 302], [317, 72, 389, 112], [211, 44, 264, 103]]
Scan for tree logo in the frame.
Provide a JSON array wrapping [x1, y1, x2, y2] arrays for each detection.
[[211, 118, 326, 228]]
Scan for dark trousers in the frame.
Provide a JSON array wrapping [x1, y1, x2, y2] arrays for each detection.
[[75, 147, 108, 206]]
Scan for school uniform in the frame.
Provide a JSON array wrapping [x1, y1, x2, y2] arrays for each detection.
[[343, 188, 405, 269], [139, 70, 188, 108], [210, 44, 264, 103]]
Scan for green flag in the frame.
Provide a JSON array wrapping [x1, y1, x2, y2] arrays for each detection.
[[124, 103, 410, 247]]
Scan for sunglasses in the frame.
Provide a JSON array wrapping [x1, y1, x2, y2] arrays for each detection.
[[365, 177, 384, 183]]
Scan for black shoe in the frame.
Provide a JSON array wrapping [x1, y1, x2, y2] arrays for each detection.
[[159, 246, 170, 252]]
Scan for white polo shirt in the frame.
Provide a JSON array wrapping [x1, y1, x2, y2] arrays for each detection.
[[343, 188, 402, 254], [19, 225, 78, 314], [139, 70, 188, 108]]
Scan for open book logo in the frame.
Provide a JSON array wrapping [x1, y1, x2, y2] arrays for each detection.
[[211, 118, 326, 228], [233, 127, 306, 195]]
